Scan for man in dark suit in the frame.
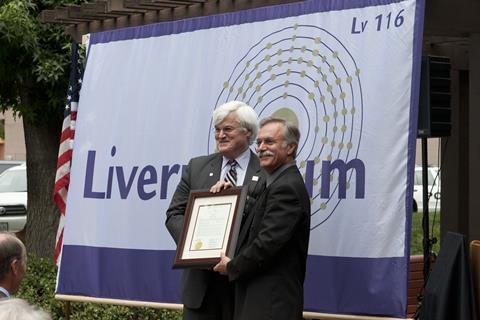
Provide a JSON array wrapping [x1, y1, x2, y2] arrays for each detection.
[[213, 117, 311, 320], [0, 233, 27, 299], [166, 101, 265, 320]]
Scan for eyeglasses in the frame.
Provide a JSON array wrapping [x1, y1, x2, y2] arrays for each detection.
[[214, 125, 242, 135]]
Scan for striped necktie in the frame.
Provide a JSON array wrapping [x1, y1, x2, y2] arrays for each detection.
[[225, 159, 238, 186]]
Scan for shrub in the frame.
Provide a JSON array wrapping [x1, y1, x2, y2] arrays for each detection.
[[17, 254, 182, 320]]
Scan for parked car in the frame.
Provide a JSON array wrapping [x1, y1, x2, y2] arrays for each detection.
[[0, 160, 25, 175], [413, 166, 441, 212], [0, 164, 27, 232]]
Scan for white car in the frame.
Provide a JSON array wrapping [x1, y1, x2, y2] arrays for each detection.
[[413, 166, 441, 212], [0, 164, 27, 232]]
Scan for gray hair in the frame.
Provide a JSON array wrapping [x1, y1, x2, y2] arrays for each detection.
[[259, 117, 300, 158], [0, 233, 25, 282], [212, 101, 258, 144], [0, 299, 51, 320]]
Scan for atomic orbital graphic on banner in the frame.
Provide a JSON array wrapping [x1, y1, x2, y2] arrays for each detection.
[[208, 24, 365, 230]]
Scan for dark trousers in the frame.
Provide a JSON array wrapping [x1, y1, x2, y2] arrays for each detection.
[[183, 273, 234, 320]]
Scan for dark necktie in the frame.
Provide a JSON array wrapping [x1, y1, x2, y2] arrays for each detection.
[[225, 159, 238, 186]]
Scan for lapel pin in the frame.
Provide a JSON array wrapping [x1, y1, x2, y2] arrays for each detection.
[[252, 176, 259, 181], [209, 172, 213, 176]]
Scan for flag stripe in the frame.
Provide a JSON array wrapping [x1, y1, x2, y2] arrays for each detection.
[[54, 42, 83, 264]]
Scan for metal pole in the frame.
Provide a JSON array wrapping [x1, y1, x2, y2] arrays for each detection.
[[421, 137, 430, 286]]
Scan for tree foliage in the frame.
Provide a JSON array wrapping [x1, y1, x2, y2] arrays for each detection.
[[0, 0, 81, 123]]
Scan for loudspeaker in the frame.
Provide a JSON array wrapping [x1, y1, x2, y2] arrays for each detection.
[[417, 56, 452, 138]]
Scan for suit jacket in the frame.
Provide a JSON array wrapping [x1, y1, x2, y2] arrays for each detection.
[[226, 165, 310, 320], [165, 151, 265, 309]]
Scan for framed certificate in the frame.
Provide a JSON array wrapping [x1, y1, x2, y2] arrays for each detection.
[[173, 187, 247, 269]]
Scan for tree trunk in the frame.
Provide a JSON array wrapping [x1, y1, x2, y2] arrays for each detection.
[[22, 107, 62, 258]]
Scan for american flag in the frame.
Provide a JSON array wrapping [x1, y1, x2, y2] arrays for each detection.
[[54, 42, 83, 264]]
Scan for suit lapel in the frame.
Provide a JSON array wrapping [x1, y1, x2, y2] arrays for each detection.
[[202, 154, 222, 189]]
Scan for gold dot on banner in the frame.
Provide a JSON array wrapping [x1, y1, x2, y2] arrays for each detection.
[[256, 72, 262, 79], [323, 115, 330, 122], [289, 46, 295, 52], [320, 202, 327, 210], [315, 126, 319, 133], [333, 111, 338, 118], [313, 179, 318, 186], [340, 92, 346, 100], [238, 87, 243, 94], [308, 92, 315, 99], [223, 81, 229, 88], [356, 69, 361, 76], [331, 140, 336, 147], [347, 142, 353, 149], [351, 107, 356, 114], [346, 76, 353, 83], [297, 57, 304, 64], [322, 74, 327, 81], [339, 142, 344, 150], [283, 92, 288, 99], [336, 78, 341, 85], [332, 51, 338, 58], [342, 108, 348, 115], [266, 43, 272, 49], [314, 156, 320, 164], [341, 125, 347, 132], [300, 161, 305, 168], [245, 74, 249, 80], [301, 46, 306, 53], [327, 155, 332, 161], [314, 80, 320, 87], [333, 126, 338, 133], [286, 69, 292, 76], [322, 56, 327, 63], [329, 65, 335, 72], [229, 87, 234, 93], [271, 74, 276, 81], [242, 93, 246, 99], [267, 65, 272, 72], [277, 60, 283, 67], [248, 82, 253, 88], [256, 85, 262, 92], [320, 96, 326, 103], [331, 97, 337, 105], [246, 61, 250, 67], [272, 108, 299, 127], [277, 49, 283, 56], [258, 96, 263, 103], [292, 35, 297, 41], [317, 67, 322, 74], [321, 136, 328, 144], [288, 57, 293, 64], [315, 37, 321, 44], [327, 85, 332, 92], [312, 49, 319, 56], [307, 60, 313, 67], [301, 70, 306, 77], [284, 80, 289, 87], [265, 55, 271, 61]]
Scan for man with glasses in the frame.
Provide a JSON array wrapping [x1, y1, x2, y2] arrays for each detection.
[[0, 233, 27, 299], [166, 101, 265, 320], [213, 117, 310, 320]]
